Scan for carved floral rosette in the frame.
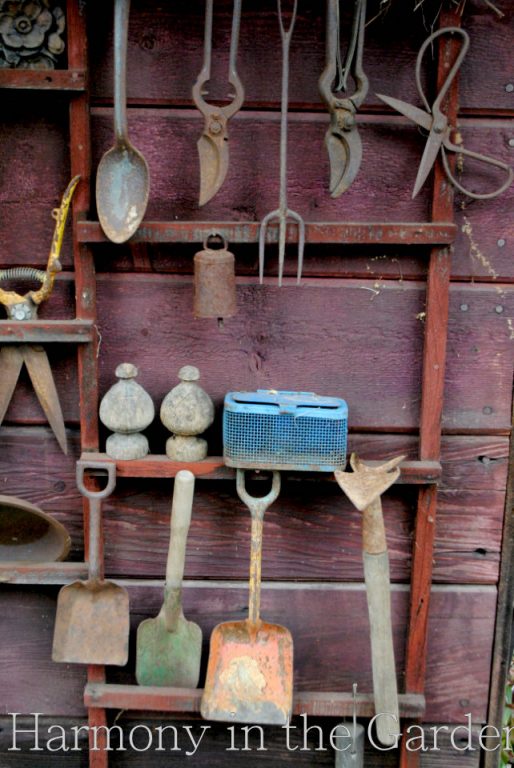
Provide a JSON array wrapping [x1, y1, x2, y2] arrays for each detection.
[[0, 0, 65, 69]]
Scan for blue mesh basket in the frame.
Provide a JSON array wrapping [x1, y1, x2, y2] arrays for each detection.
[[223, 390, 348, 471]]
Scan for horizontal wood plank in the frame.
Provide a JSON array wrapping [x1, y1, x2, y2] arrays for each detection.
[[77, 221, 456, 246], [0, 320, 93, 343], [80, 452, 442, 484], [84, 684, 425, 719], [0, 69, 86, 91]]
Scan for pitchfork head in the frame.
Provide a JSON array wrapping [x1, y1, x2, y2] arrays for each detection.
[[258, 208, 305, 287]]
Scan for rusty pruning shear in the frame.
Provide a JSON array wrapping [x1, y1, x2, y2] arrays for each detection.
[[319, 0, 369, 197], [0, 175, 80, 455], [377, 27, 513, 200], [192, 0, 244, 207]]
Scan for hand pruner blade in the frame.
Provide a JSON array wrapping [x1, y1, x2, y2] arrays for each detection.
[[192, 0, 244, 206], [319, 0, 368, 197]]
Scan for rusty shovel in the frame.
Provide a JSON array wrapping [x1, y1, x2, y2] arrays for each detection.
[[335, 454, 405, 747], [136, 470, 202, 687], [52, 461, 130, 666], [201, 470, 293, 725]]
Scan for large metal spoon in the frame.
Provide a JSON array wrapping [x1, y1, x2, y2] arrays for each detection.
[[96, 0, 149, 244]]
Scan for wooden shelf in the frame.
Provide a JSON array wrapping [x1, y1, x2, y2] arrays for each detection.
[[0, 561, 88, 585], [0, 69, 86, 91], [77, 221, 456, 247], [81, 453, 442, 484], [0, 319, 93, 343], [84, 683, 426, 719]]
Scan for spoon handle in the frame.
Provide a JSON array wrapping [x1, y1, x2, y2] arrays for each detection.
[[114, 0, 129, 143]]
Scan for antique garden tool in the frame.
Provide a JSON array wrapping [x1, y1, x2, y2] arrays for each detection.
[[0, 175, 80, 455], [201, 469, 293, 725], [334, 453, 404, 747], [96, 0, 150, 242], [319, 0, 368, 196], [377, 27, 513, 200], [136, 470, 202, 687], [333, 684, 364, 768], [52, 461, 130, 666], [0, 495, 70, 563], [259, 0, 305, 287], [192, 0, 244, 206]]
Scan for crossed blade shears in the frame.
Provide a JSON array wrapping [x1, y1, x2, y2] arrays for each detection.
[[377, 27, 513, 200]]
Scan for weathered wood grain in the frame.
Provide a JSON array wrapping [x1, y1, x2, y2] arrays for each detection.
[[87, 0, 514, 114], [0, 424, 508, 585], [0, 585, 496, 723], [4, 276, 510, 432], [90, 111, 431, 224], [0, 110, 511, 279], [0, 95, 73, 269]]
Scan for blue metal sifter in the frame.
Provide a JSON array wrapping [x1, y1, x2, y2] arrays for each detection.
[[223, 389, 348, 472]]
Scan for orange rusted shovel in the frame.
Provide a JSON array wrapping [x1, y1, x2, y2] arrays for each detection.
[[201, 469, 293, 725]]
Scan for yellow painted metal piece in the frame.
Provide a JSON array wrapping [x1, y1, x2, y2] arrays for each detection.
[[0, 175, 80, 312]]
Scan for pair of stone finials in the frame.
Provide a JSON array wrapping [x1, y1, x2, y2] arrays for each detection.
[[99, 364, 214, 461]]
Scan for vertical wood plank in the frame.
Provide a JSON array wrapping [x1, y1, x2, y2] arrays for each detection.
[[402, 7, 462, 768], [68, 0, 99, 452], [87, 666, 108, 768]]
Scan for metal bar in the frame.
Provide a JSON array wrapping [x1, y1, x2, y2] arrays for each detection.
[[0, 320, 93, 343], [0, 69, 86, 90], [401, 10, 461, 768], [80, 452, 441, 484], [84, 683, 426, 719], [77, 220, 456, 246]]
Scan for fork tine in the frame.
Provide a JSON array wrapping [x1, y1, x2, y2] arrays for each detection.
[[258, 209, 280, 284]]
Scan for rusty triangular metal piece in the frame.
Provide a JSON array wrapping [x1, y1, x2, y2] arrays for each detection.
[[0, 346, 24, 424], [334, 453, 404, 511], [22, 345, 67, 455]]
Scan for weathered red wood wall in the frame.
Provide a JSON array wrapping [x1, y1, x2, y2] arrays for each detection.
[[0, 0, 513, 765]]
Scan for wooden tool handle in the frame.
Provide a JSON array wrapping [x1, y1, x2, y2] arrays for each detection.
[[166, 470, 195, 589], [364, 551, 399, 747], [362, 497, 387, 554]]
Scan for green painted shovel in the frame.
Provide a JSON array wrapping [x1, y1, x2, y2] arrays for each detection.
[[136, 470, 202, 687]]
